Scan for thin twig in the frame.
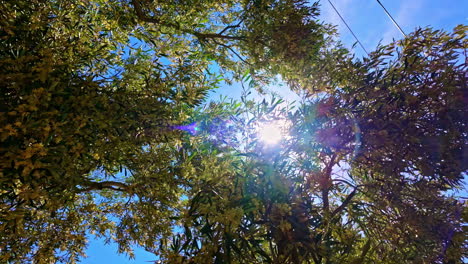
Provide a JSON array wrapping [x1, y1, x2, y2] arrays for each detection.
[[78, 181, 130, 192]]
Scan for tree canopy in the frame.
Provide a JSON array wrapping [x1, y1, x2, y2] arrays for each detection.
[[0, 0, 466, 263]]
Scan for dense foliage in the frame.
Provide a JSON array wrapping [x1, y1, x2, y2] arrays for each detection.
[[0, 0, 466, 263]]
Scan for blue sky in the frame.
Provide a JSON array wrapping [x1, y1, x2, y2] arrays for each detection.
[[81, 1, 467, 263], [213, 0, 468, 100], [320, 0, 468, 57]]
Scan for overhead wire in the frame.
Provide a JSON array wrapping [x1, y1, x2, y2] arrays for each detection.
[[326, 0, 369, 56], [376, 0, 425, 83], [376, 0, 407, 37]]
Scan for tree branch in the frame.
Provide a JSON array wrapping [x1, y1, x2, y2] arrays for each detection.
[[322, 153, 337, 213], [192, 32, 246, 41], [78, 181, 131, 193], [332, 178, 356, 188], [350, 239, 372, 264], [331, 187, 357, 218], [131, 0, 246, 41], [217, 17, 245, 35], [212, 39, 250, 65]]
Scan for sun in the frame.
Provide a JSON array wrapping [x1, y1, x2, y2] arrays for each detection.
[[257, 119, 289, 145]]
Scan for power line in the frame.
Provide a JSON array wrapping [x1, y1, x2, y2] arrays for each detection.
[[326, 0, 369, 55], [376, 1, 424, 83], [376, 0, 407, 37]]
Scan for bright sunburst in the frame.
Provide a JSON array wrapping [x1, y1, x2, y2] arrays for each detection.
[[257, 120, 288, 145]]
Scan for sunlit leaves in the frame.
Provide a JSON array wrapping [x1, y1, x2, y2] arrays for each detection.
[[157, 27, 467, 263], [1, 0, 466, 263]]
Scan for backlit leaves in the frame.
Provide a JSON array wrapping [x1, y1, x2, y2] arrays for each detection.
[[1, 0, 466, 263]]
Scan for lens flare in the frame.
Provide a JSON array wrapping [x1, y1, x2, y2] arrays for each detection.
[[257, 120, 288, 145], [174, 122, 199, 135]]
